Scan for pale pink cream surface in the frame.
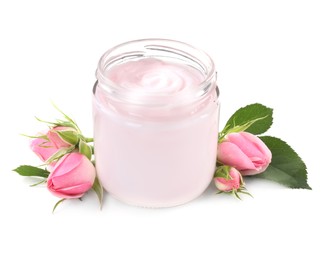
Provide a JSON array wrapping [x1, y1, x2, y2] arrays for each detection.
[[93, 58, 219, 207], [106, 58, 204, 94]]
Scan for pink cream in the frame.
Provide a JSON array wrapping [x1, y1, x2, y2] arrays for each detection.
[[93, 39, 219, 207]]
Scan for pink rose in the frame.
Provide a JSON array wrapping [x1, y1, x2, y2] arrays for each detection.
[[47, 126, 77, 148], [214, 167, 241, 192], [47, 153, 96, 199], [30, 127, 76, 162], [30, 137, 58, 162], [217, 132, 272, 176]]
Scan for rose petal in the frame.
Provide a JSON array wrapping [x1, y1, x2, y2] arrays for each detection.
[[217, 142, 257, 170]]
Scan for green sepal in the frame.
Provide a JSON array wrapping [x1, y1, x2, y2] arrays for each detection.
[[232, 190, 242, 200], [52, 198, 65, 213], [214, 165, 231, 179], [239, 189, 254, 198], [57, 130, 79, 145], [219, 116, 268, 142], [35, 102, 81, 133], [35, 116, 78, 130], [35, 116, 59, 126], [52, 103, 81, 132], [256, 136, 311, 189], [92, 176, 104, 209], [45, 146, 75, 164], [221, 103, 273, 139], [13, 165, 49, 178], [30, 179, 47, 187], [20, 133, 49, 140], [78, 140, 92, 160], [55, 120, 79, 129], [84, 137, 94, 143], [217, 186, 252, 200]]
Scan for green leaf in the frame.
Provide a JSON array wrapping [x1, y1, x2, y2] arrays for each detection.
[[57, 130, 79, 145], [13, 165, 49, 178], [223, 103, 273, 135], [78, 140, 92, 160], [256, 136, 311, 189], [92, 176, 104, 209]]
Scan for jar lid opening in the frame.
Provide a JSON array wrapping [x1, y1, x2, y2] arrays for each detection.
[[95, 39, 217, 107]]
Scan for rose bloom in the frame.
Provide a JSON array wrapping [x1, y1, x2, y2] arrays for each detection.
[[217, 132, 272, 175], [214, 167, 242, 192], [47, 153, 96, 199]]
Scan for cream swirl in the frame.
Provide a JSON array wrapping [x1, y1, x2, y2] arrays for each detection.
[[105, 58, 205, 95]]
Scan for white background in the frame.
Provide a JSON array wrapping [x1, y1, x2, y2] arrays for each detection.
[[1, 0, 322, 259]]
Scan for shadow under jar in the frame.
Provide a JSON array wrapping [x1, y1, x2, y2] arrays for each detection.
[[92, 39, 220, 207]]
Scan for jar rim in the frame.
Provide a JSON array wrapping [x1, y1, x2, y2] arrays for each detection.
[[95, 38, 217, 106]]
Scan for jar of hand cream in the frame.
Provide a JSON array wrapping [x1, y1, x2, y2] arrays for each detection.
[[93, 39, 219, 207]]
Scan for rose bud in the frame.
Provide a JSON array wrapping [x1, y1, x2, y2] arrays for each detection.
[[214, 166, 242, 192], [47, 153, 96, 199], [30, 136, 59, 162], [30, 127, 78, 163], [217, 132, 272, 176], [47, 126, 79, 147]]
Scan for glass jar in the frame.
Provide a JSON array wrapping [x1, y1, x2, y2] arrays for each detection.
[[92, 39, 220, 207]]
